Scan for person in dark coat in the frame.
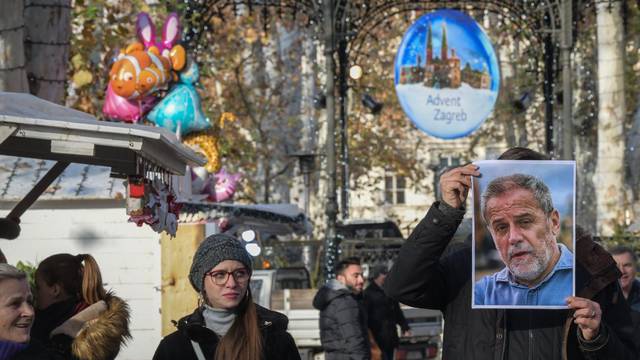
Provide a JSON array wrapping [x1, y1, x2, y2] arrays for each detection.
[[384, 147, 639, 360], [610, 246, 640, 312], [31, 254, 131, 360], [153, 233, 300, 360], [363, 265, 410, 360], [313, 257, 370, 360]]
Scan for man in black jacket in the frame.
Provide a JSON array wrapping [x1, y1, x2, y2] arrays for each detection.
[[364, 265, 410, 360], [610, 246, 640, 312], [313, 257, 370, 360], [384, 147, 639, 360]]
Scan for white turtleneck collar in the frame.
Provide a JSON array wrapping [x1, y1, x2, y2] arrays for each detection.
[[202, 304, 237, 337]]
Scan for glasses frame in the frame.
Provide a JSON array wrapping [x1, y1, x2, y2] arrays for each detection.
[[206, 268, 250, 286]]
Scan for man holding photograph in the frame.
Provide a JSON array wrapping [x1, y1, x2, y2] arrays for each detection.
[[474, 173, 573, 306], [384, 147, 638, 359]]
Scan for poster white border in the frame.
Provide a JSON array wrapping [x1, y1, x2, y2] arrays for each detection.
[[471, 160, 576, 309]]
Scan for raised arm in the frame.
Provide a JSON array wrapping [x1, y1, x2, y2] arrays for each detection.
[[384, 165, 479, 310]]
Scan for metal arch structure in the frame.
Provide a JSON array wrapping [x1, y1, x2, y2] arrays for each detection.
[[180, 0, 593, 279], [318, 0, 571, 280], [336, 1, 562, 58]]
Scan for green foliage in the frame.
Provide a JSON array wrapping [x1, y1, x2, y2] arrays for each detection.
[[346, 16, 431, 192], [15, 261, 37, 299], [67, 0, 156, 114], [625, 1, 640, 132], [468, 11, 547, 154], [597, 222, 640, 259]]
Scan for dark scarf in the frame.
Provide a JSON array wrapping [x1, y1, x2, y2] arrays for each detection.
[[0, 340, 27, 360], [31, 298, 87, 343]]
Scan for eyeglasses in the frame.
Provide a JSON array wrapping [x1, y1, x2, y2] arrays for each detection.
[[206, 269, 250, 286]]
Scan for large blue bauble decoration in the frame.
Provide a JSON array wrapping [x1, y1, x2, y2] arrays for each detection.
[[394, 9, 500, 139], [147, 60, 211, 136]]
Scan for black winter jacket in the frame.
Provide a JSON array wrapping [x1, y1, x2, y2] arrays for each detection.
[[152, 304, 300, 360], [313, 279, 370, 360], [384, 202, 639, 360], [363, 281, 409, 351], [10, 340, 51, 360]]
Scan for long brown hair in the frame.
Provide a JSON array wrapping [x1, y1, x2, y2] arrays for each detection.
[[36, 253, 107, 305], [214, 288, 263, 360]]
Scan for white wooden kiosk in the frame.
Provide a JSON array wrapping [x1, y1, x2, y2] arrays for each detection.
[[0, 91, 206, 359], [0, 91, 205, 238]]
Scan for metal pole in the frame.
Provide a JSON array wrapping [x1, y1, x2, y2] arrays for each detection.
[[8, 161, 69, 220], [323, 0, 339, 280], [338, 37, 349, 220], [302, 169, 312, 275], [560, 0, 573, 160], [303, 171, 311, 216], [543, 34, 555, 156]]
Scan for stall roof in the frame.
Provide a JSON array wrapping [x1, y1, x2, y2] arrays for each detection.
[[0, 92, 205, 176], [0, 92, 206, 239], [179, 202, 312, 236], [0, 157, 122, 201]]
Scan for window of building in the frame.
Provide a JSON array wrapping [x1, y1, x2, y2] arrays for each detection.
[[384, 174, 406, 205]]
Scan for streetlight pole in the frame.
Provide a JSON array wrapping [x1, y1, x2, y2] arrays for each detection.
[[323, 0, 339, 280], [290, 151, 317, 277], [338, 36, 350, 220]]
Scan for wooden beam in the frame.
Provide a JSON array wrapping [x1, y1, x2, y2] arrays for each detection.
[[0, 124, 16, 144], [160, 223, 204, 336], [0, 137, 138, 174]]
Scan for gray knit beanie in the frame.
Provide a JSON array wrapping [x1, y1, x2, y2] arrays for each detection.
[[189, 233, 253, 292]]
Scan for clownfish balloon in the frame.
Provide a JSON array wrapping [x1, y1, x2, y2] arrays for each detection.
[[108, 12, 186, 100]]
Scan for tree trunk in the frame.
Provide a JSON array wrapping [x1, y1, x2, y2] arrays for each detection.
[[572, 13, 599, 234], [594, 1, 626, 236], [23, 0, 71, 104], [0, 0, 29, 92]]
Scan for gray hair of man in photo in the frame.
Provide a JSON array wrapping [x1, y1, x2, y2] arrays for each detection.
[[480, 173, 555, 223]]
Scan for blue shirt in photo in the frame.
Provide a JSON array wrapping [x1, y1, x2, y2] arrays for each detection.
[[474, 244, 573, 306]]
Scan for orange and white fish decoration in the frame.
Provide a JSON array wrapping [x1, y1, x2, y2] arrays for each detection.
[[109, 42, 185, 100]]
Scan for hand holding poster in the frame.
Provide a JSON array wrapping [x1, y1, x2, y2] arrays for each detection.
[[471, 160, 576, 309]]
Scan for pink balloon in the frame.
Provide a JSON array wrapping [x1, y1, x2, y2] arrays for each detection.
[[102, 83, 158, 123], [191, 167, 242, 203], [136, 12, 181, 54], [209, 168, 242, 202]]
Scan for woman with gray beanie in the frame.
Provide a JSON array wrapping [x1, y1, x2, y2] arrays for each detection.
[[153, 233, 301, 360]]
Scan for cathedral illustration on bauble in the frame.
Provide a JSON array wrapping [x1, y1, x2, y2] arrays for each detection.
[[399, 22, 491, 89]]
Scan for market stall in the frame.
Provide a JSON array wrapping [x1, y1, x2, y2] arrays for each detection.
[[0, 91, 206, 239]]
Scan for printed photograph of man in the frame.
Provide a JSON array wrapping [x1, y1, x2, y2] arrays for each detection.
[[472, 161, 575, 308]]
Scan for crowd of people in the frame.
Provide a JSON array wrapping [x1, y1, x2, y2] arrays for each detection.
[[311, 258, 411, 360], [0, 234, 302, 360], [1, 147, 639, 360]]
